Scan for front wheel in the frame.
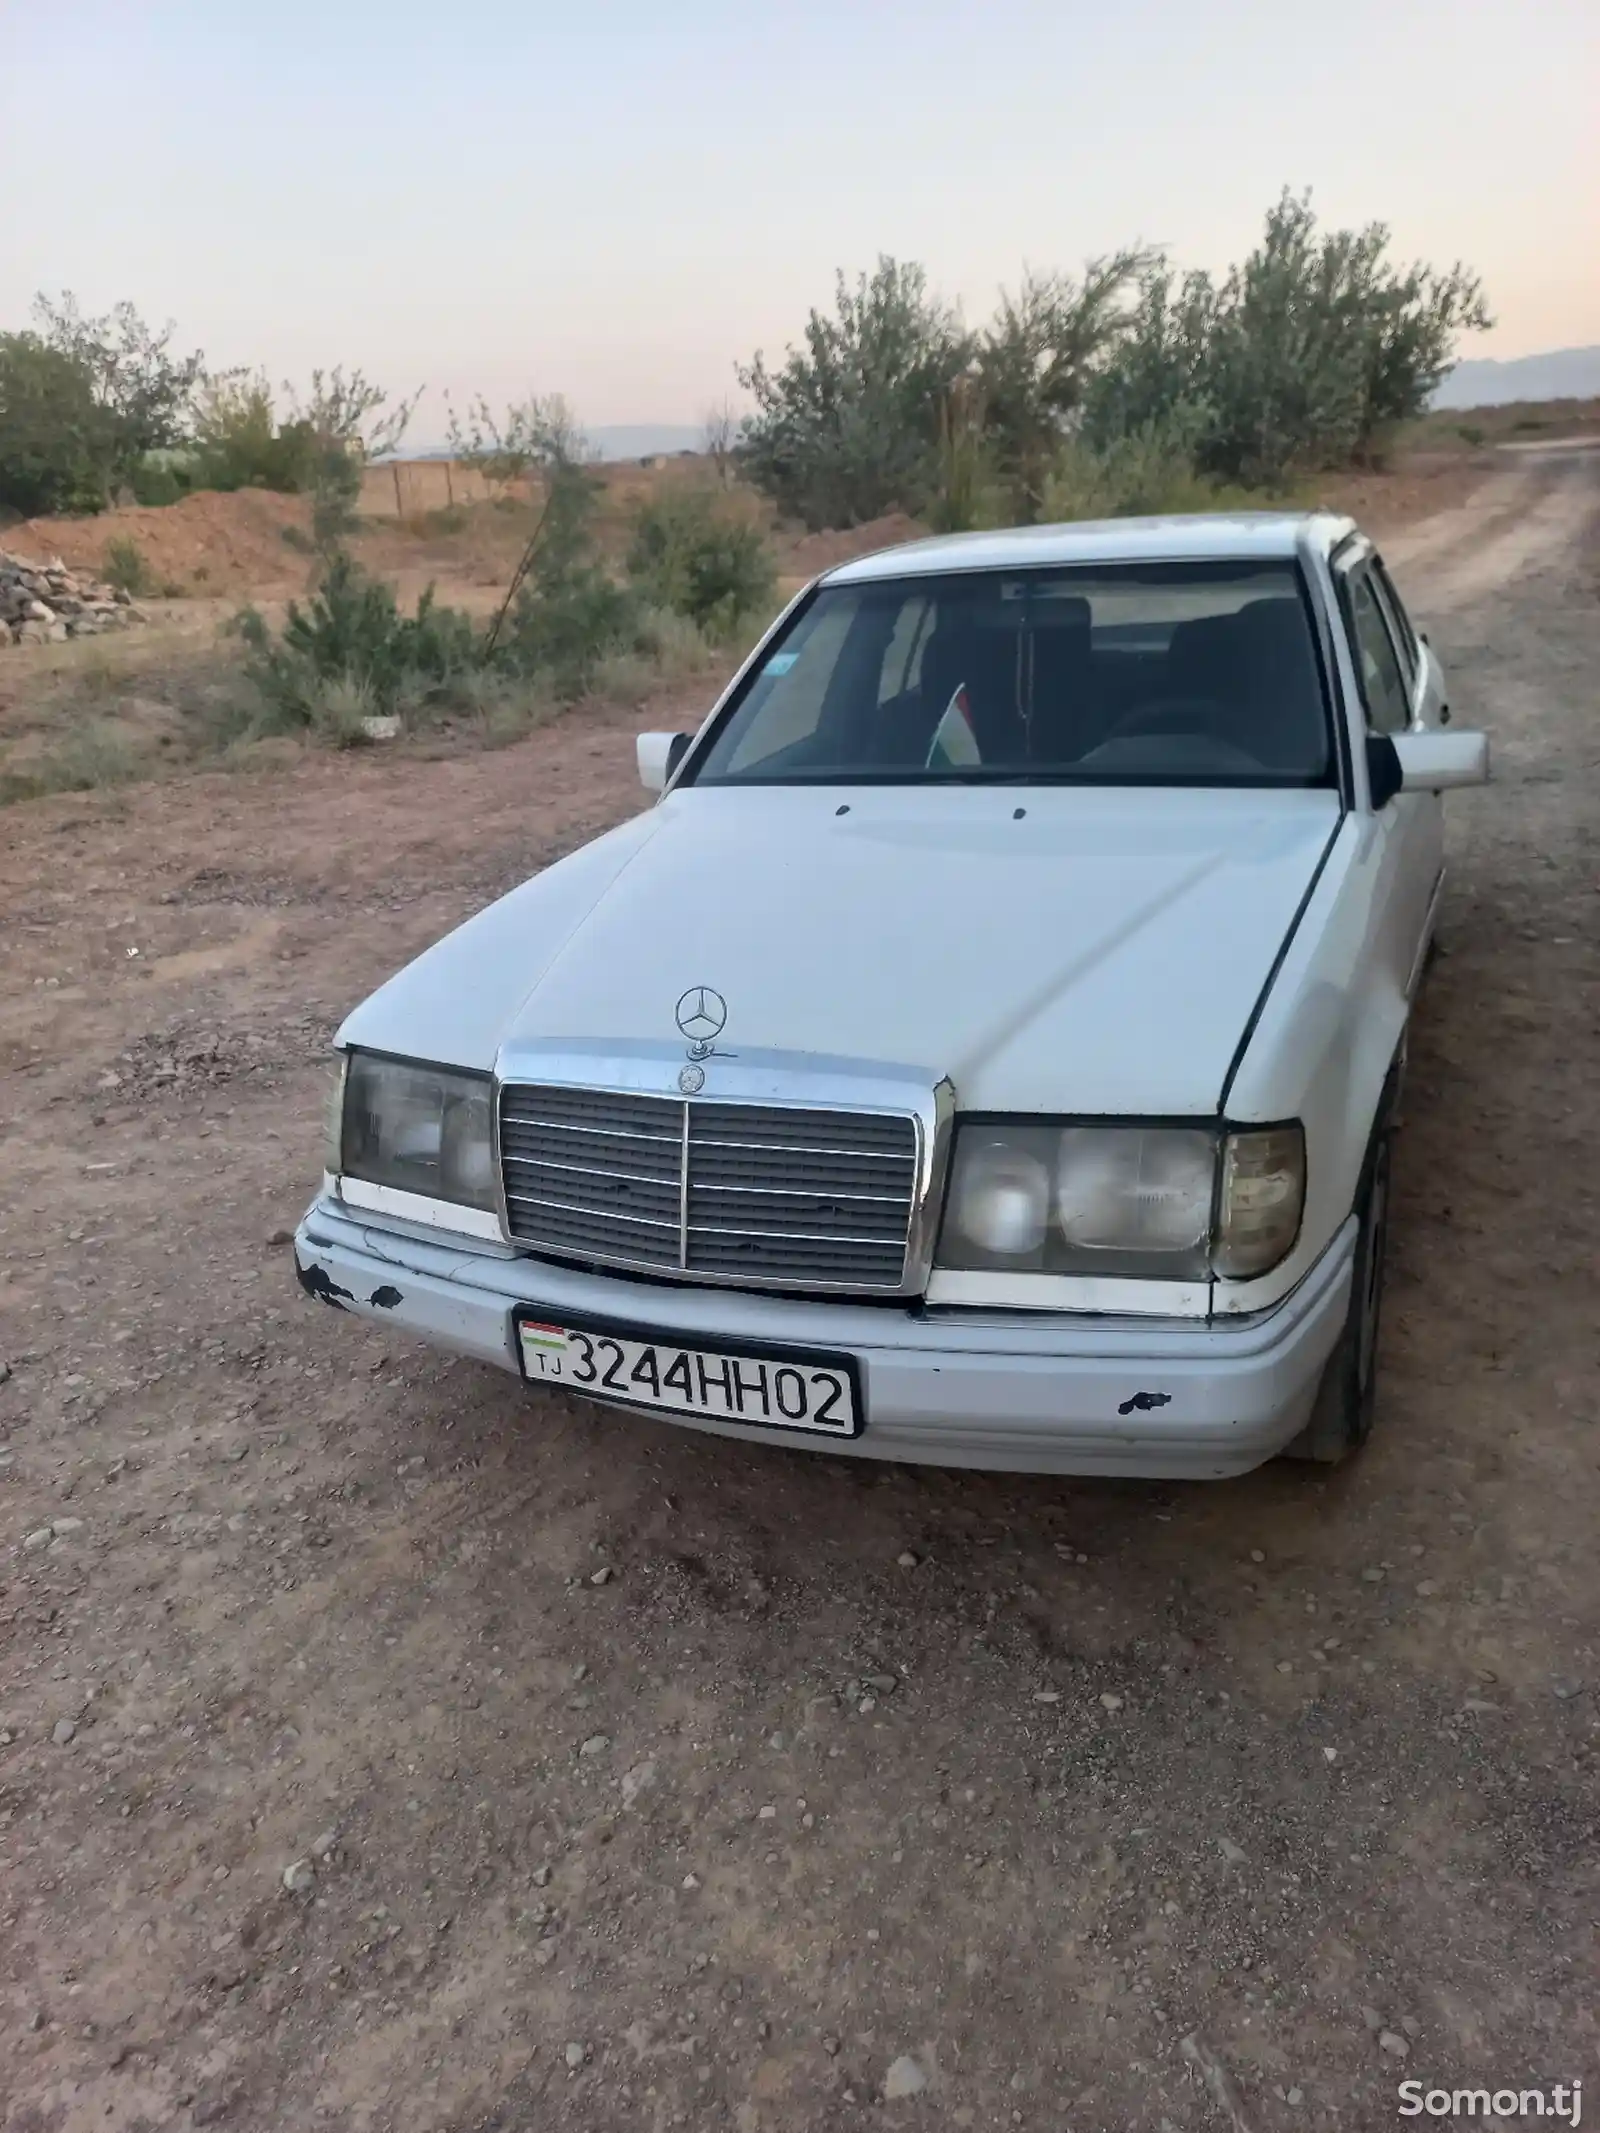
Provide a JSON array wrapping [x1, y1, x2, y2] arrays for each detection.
[[1282, 1130, 1392, 1465]]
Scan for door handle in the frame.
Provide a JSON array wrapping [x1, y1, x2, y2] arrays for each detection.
[[1439, 704, 1452, 725]]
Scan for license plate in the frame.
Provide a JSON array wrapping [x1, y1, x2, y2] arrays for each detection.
[[513, 1311, 862, 1438]]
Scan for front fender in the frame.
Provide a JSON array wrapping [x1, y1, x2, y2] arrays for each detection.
[[1214, 819, 1405, 1317]]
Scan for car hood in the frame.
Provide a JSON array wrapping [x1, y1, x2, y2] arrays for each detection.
[[343, 785, 1339, 1116]]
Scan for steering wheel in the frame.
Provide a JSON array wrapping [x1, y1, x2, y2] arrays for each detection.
[[1101, 695, 1237, 745]]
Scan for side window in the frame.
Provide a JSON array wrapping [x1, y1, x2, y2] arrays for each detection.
[[1345, 568, 1411, 737], [1373, 554, 1425, 686], [1373, 554, 1425, 669]]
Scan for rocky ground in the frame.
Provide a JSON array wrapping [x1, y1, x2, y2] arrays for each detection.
[[0, 550, 142, 649], [1, 453, 1596, 2133]]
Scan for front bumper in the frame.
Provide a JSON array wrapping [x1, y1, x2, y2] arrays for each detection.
[[293, 1197, 1355, 1479]]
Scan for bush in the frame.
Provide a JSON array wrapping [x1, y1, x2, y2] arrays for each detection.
[[1086, 193, 1492, 486], [737, 258, 973, 529], [1040, 438, 1241, 524], [129, 456, 193, 507], [634, 603, 720, 678], [102, 537, 154, 596], [626, 487, 775, 639], [738, 199, 1492, 530], [498, 465, 639, 698], [0, 334, 109, 516], [190, 371, 318, 493], [236, 552, 478, 728], [1, 295, 203, 516]]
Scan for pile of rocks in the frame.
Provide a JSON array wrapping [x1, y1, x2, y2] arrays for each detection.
[[0, 548, 146, 648]]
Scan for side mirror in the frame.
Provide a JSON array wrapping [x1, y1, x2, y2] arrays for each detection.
[[1367, 730, 1489, 808], [637, 731, 690, 794]]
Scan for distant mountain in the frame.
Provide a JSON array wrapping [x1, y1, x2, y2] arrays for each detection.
[[586, 424, 706, 461], [1433, 346, 1600, 409]]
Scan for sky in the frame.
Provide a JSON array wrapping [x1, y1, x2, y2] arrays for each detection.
[[3, 0, 1596, 435]]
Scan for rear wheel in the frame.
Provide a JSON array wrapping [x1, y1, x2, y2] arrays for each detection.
[[1283, 1128, 1392, 1465]]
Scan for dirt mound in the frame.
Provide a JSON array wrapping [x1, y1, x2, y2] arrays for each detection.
[[13, 487, 313, 597], [781, 511, 926, 576]]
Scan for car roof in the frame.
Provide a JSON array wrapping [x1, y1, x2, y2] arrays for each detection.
[[821, 511, 1358, 585]]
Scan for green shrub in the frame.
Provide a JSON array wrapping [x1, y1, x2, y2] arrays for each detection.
[[737, 258, 973, 529], [192, 372, 320, 493], [1039, 412, 1274, 524], [102, 536, 154, 596], [415, 503, 469, 536], [236, 552, 478, 728], [301, 674, 383, 747], [498, 465, 639, 698], [626, 487, 775, 639], [0, 333, 109, 516], [0, 297, 202, 514], [502, 572, 638, 699], [449, 665, 559, 748], [129, 455, 195, 507], [633, 603, 719, 679]]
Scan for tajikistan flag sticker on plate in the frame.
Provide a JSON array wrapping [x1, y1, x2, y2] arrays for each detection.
[[925, 684, 981, 770]]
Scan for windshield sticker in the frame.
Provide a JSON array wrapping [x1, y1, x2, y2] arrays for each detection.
[[925, 684, 982, 770], [762, 650, 799, 676]]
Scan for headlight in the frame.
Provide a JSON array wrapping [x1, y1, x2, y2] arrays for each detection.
[[338, 1052, 496, 1213], [947, 1138, 1052, 1256], [938, 1120, 1304, 1281]]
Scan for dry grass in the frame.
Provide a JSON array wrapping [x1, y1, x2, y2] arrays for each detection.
[[0, 588, 744, 806], [1403, 394, 1600, 452], [0, 620, 258, 801]]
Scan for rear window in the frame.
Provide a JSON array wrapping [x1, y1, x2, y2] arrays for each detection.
[[690, 561, 1333, 788]]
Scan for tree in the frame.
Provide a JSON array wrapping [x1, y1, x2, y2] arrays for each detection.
[[737, 257, 974, 530], [445, 392, 588, 494], [190, 369, 317, 493], [0, 333, 110, 516], [1080, 263, 1220, 450], [1089, 194, 1492, 485], [285, 367, 421, 555], [702, 401, 738, 488], [977, 251, 1154, 520], [32, 292, 203, 499], [626, 484, 775, 638]]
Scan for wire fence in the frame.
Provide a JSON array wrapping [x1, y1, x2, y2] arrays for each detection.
[[357, 458, 531, 518]]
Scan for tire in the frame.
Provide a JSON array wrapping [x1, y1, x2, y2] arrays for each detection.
[[1282, 1127, 1393, 1465]]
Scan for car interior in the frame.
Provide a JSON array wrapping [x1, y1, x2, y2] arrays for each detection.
[[699, 565, 1337, 785]]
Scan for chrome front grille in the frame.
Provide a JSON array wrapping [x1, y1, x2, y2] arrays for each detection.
[[499, 1083, 919, 1289]]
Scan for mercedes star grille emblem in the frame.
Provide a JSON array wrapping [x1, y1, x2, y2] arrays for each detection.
[[675, 986, 727, 1062]]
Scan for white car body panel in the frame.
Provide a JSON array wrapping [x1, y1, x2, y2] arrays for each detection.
[[301, 511, 1488, 1477], [338, 814, 659, 1073], [454, 783, 1341, 1119]]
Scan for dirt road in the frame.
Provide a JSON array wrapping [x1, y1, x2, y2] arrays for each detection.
[[3, 457, 1597, 2133]]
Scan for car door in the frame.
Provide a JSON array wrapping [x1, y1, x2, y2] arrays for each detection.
[[1372, 555, 1448, 731], [1370, 555, 1449, 983], [1336, 553, 1442, 999]]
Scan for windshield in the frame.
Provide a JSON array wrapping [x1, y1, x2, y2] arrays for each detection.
[[690, 561, 1334, 788]]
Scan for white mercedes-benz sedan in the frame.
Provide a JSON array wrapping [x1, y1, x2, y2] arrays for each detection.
[[294, 514, 1488, 1477]]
